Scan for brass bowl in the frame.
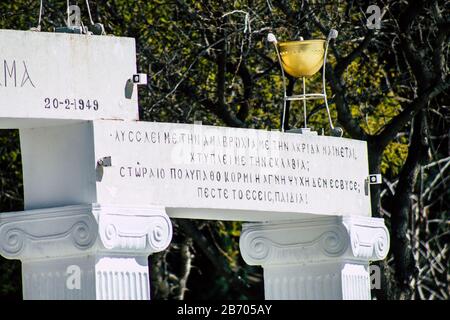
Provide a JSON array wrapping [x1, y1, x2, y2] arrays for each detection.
[[278, 40, 325, 78]]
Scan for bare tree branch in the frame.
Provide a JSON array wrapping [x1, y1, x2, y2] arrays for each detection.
[[177, 219, 250, 293], [390, 110, 428, 288], [334, 31, 375, 77], [175, 236, 193, 300], [327, 64, 368, 140], [227, 61, 253, 122], [376, 77, 449, 149]]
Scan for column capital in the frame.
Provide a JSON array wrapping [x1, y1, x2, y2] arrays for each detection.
[[240, 215, 389, 266], [0, 204, 172, 261]]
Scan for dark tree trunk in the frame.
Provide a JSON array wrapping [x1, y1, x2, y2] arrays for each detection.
[[389, 111, 428, 294], [150, 251, 170, 299]]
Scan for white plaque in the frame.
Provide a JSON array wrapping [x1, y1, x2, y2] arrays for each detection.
[[93, 121, 371, 220], [20, 121, 371, 220], [0, 29, 138, 128]]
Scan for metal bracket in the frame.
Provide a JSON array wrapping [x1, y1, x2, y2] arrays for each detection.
[[368, 174, 382, 185], [97, 156, 112, 167], [133, 74, 148, 85], [287, 128, 318, 135], [54, 26, 88, 34], [364, 174, 382, 196]]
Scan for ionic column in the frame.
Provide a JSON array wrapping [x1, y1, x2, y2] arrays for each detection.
[[239, 216, 389, 300], [0, 204, 172, 300]]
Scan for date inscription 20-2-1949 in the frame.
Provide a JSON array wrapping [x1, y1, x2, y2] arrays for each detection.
[[44, 98, 99, 111]]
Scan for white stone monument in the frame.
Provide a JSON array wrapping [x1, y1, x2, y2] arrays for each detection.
[[0, 29, 139, 128], [0, 29, 389, 300], [0, 30, 170, 300]]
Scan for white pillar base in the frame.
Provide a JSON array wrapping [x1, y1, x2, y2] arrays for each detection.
[[0, 204, 172, 300], [240, 216, 389, 300]]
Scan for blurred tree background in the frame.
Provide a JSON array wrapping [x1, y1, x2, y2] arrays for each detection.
[[0, 0, 448, 300]]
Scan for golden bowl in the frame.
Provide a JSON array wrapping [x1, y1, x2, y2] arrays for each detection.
[[278, 40, 325, 78]]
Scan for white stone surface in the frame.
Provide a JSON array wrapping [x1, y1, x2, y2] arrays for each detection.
[[0, 29, 138, 128], [20, 121, 96, 209], [0, 204, 172, 300], [20, 120, 371, 220], [239, 216, 389, 300]]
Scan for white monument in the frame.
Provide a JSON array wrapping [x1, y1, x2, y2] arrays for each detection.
[[0, 29, 139, 128], [0, 29, 389, 300], [0, 29, 168, 300]]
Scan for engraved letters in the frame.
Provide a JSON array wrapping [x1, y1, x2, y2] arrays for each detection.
[[0, 59, 35, 88]]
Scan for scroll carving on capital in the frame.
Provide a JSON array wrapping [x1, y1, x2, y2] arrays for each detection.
[[345, 218, 390, 261], [147, 216, 173, 252], [240, 217, 390, 267], [0, 209, 97, 260], [239, 223, 349, 266], [97, 207, 172, 254]]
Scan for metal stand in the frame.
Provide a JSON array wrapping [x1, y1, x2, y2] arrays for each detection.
[[268, 30, 343, 137]]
